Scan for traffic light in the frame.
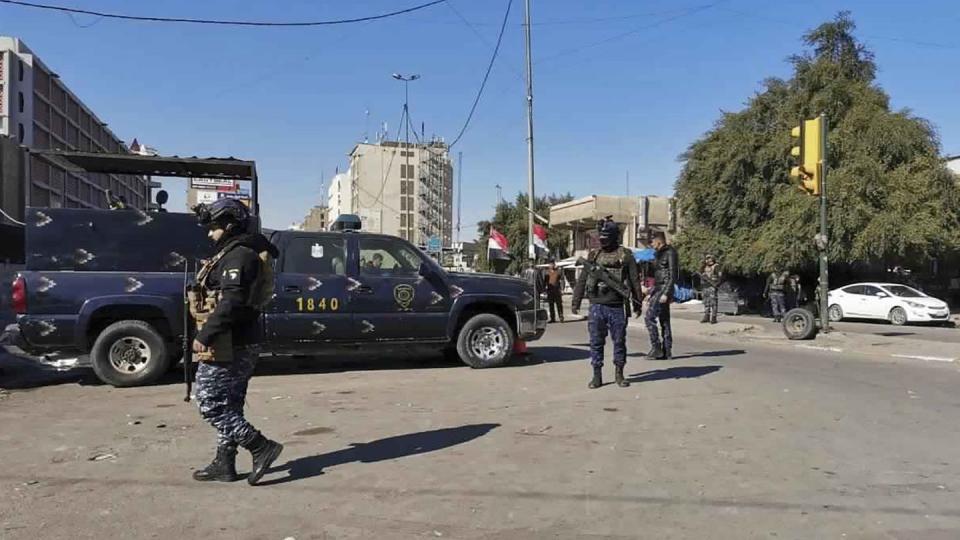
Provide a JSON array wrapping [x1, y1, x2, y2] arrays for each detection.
[[789, 117, 823, 195]]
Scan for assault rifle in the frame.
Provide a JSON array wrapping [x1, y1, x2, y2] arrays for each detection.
[[577, 257, 642, 317]]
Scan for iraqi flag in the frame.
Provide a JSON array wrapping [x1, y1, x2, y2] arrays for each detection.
[[533, 224, 549, 255], [488, 227, 510, 260]]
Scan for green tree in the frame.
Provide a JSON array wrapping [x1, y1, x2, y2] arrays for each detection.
[[674, 12, 960, 277], [475, 192, 574, 273]]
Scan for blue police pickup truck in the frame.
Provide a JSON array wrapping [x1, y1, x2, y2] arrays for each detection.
[[6, 208, 547, 387]]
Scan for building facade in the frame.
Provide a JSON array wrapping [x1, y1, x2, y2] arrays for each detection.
[[332, 140, 453, 247], [0, 37, 148, 219], [299, 205, 330, 232], [549, 194, 679, 258]]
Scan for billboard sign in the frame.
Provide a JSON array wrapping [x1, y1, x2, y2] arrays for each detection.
[[191, 177, 237, 189]]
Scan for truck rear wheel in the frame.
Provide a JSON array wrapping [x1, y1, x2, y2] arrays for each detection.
[[455, 313, 514, 369], [782, 308, 818, 340], [91, 320, 170, 387]]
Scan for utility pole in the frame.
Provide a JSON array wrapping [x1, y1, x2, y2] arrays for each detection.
[[626, 170, 630, 197], [495, 184, 503, 205], [523, 0, 536, 266], [817, 113, 830, 334], [522, 0, 540, 318], [457, 151, 463, 244], [393, 73, 419, 242]]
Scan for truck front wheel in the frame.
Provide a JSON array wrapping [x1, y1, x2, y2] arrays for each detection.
[[91, 320, 170, 387], [455, 313, 514, 369]]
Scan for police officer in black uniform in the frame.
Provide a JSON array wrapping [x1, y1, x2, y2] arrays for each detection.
[[572, 218, 643, 389], [190, 199, 283, 486], [645, 231, 678, 359]]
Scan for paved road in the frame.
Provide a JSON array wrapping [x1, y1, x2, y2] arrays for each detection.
[[673, 308, 960, 343], [3, 322, 960, 539]]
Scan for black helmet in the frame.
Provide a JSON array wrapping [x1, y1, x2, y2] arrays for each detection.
[[597, 216, 620, 248], [193, 198, 250, 229]]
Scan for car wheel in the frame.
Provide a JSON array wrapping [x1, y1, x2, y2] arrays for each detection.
[[827, 304, 844, 322], [90, 320, 170, 387], [782, 308, 818, 340], [455, 313, 515, 368], [889, 307, 908, 326]]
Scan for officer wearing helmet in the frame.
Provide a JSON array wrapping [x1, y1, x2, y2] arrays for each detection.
[[572, 217, 643, 389], [189, 198, 283, 486]]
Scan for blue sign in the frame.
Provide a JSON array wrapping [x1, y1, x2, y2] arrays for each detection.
[[427, 236, 442, 253]]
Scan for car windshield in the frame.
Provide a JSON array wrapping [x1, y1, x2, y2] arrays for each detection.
[[883, 285, 924, 298]]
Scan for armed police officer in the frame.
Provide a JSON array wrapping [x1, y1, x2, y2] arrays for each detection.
[[645, 231, 678, 359], [764, 270, 791, 322], [699, 254, 722, 324], [572, 217, 643, 389], [189, 199, 283, 486]]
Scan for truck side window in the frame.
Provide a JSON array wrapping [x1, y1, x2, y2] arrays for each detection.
[[359, 237, 422, 277], [284, 237, 346, 276]]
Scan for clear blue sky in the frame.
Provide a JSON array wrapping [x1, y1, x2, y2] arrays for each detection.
[[4, 0, 959, 236]]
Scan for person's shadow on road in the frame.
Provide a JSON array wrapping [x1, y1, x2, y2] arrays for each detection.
[[628, 365, 722, 383], [258, 423, 500, 486]]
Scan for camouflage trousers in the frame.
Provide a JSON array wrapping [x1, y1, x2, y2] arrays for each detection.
[[588, 304, 627, 368], [195, 348, 260, 448], [702, 286, 718, 317], [645, 289, 673, 351], [769, 292, 786, 319]]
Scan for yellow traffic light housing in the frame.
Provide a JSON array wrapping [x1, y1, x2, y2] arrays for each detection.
[[789, 117, 823, 195]]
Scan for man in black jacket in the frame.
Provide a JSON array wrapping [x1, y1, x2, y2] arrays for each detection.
[[190, 199, 283, 486], [645, 231, 678, 359]]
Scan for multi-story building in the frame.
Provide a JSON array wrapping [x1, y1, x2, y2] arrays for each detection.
[[299, 205, 330, 232], [332, 140, 453, 247], [326, 171, 353, 220], [0, 37, 148, 219]]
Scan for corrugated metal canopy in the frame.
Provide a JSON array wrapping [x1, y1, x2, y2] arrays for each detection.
[[30, 150, 257, 180]]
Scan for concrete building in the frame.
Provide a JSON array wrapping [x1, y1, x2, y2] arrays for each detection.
[[549, 195, 679, 258], [299, 205, 330, 232], [326, 171, 353, 221], [0, 37, 148, 220], [332, 140, 453, 247]]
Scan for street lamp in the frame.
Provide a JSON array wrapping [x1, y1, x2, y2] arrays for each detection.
[[392, 73, 420, 243]]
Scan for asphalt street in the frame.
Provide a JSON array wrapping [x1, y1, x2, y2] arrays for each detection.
[[2, 320, 960, 539]]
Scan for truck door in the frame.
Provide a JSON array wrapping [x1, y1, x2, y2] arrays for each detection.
[[349, 236, 450, 341], [264, 234, 352, 351]]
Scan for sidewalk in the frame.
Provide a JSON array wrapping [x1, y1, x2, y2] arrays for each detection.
[[566, 306, 960, 364]]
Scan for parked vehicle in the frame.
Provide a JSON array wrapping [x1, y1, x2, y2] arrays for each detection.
[[827, 282, 950, 326]]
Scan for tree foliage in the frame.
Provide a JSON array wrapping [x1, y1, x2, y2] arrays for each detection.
[[674, 12, 960, 276], [475, 192, 575, 273]]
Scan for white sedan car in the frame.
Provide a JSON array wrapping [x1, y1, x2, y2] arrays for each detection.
[[827, 282, 951, 326]]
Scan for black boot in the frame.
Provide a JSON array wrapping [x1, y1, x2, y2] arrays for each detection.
[[710, 313, 718, 324], [615, 366, 630, 387], [192, 444, 239, 482], [659, 347, 672, 360], [243, 433, 284, 486], [646, 345, 663, 359], [700, 313, 709, 323], [588, 367, 602, 389]]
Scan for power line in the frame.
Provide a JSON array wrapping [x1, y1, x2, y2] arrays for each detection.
[[366, 106, 408, 210], [444, 0, 525, 82], [448, 0, 513, 149], [535, 1, 726, 65], [0, 0, 446, 26]]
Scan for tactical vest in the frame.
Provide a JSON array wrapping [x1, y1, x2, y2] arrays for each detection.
[[586, 247, 629, 297], [188, 240, 274, 362]]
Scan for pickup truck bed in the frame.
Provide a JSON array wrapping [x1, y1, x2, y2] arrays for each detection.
[[7, 208, 546, 386]]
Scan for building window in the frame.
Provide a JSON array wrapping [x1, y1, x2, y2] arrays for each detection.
[[17, 123, 24, 143], [400, 182, 407, 195], [18, 92, 24, 113], [18, 59, 24, 81]]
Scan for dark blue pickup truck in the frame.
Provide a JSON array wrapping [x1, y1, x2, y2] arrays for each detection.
[[6, 208, 546, 387]]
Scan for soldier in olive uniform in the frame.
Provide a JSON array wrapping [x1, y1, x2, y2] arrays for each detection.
[[764, 270, 791, 322], [699, 254, 722, 324]]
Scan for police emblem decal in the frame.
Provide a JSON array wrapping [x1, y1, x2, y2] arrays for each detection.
[[393, 284, 415, 311]]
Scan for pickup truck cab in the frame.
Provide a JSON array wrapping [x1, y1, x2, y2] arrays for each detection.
[[6, 208, 547, 386]]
